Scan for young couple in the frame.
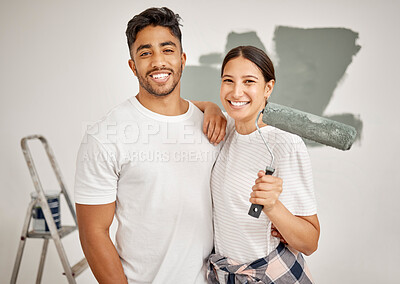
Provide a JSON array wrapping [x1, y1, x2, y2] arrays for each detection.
[[74, 7, 320, 284]]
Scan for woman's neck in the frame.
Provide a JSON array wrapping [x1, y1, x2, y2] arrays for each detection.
[[235, 112, 267, 135]]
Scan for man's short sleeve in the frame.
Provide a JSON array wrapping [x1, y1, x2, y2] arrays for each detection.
[[74, 134, 118, 205], [275, 140, 317, 216]]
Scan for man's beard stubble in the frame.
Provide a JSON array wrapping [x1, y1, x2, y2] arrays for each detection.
[[137, 65, 183, 97]]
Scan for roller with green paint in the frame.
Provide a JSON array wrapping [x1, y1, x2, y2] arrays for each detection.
[[262, 103, 357, 151], [248, 102, 357, 218]]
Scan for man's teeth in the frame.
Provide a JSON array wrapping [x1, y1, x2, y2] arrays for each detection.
[[230, 101, 249, 106], [152, 73, 169, 79]]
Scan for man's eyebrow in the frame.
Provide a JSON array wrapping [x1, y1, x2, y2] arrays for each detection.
[[135, 41, 177, 54], [136, 44, 152, 54], [160, 41, 176, 47]]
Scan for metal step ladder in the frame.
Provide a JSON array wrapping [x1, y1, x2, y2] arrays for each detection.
[[10, 135, 88, 284]]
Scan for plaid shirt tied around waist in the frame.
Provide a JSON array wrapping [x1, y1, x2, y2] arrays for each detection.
[[206, 243, 314, 284]]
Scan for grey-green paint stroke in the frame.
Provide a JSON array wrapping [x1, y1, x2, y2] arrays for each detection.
[[181, 27, 362, 146]]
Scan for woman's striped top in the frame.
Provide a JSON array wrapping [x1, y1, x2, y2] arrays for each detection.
[[211, 114, 317, 263]]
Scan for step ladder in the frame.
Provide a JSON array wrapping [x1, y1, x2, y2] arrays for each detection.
[[10, 135, 88, 284]]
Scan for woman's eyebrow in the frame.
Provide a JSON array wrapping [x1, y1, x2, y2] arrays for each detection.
[[242, 75, 259, 80], [222, 74, 259, 79]]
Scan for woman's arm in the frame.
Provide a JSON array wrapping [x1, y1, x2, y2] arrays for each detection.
[[266, 202, 319, 255], [250, 171, 320, 256], [191, 100, 226, 145]]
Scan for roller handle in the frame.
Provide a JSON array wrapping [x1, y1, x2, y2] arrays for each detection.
[[248, 167, 275, 218]]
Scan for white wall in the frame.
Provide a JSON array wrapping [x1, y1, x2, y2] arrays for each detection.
[[1, 0, 399, 283]]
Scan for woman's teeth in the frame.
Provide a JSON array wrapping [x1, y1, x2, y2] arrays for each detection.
[[230, 101, 249, 106]]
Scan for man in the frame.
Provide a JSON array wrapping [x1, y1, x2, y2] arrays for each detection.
[[74, 7, 226, 284]]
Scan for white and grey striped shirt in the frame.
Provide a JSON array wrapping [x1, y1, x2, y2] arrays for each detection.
[[211, 114, 317, 263]]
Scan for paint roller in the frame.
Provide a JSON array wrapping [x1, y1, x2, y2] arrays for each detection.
[[248, 102, 357, 218]]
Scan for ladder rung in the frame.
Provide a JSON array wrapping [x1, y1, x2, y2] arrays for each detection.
[[63, 258, 88, 277], [27, 225, 77, 239]]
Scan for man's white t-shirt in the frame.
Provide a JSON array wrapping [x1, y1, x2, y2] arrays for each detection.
[[211, 114, 317, 263], [74, 97, 220, 283]]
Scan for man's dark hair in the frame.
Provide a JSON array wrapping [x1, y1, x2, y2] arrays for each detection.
[[126, 7, 183, 55]]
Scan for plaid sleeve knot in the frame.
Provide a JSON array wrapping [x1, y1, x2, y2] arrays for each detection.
[[207, 243, 314, 284]]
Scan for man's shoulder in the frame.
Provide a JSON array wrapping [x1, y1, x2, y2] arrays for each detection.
[[103, 97, 137, 122], [85, 97, 137, 143], [188, 100, 205, 117]]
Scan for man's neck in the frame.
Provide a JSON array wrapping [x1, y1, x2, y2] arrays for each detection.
[[136, 88, 189, 116]]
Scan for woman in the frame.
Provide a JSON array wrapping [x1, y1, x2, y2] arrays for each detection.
[[208, 46, 320, 283]]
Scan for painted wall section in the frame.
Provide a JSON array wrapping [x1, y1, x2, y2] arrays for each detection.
[[181, 27, 363, 146]]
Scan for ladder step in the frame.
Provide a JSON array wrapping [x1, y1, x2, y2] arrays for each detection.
[[63, 258, 88, 277], [27, 225, 77, 239]]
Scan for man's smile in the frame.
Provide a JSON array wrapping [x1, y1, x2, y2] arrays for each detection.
[[149, 70, 172, 83]]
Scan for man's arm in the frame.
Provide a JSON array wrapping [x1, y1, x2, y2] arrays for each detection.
[[191, 101, 227, 145], [76, 202, 128, 284]]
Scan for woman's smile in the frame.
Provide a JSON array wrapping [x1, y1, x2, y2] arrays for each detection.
[[228, 100, 250, 108]]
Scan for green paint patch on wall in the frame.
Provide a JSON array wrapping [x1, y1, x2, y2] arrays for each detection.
[[181, 27, 363, 146]]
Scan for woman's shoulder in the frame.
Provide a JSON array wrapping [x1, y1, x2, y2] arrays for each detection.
[[264, 126, 307, 154]]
